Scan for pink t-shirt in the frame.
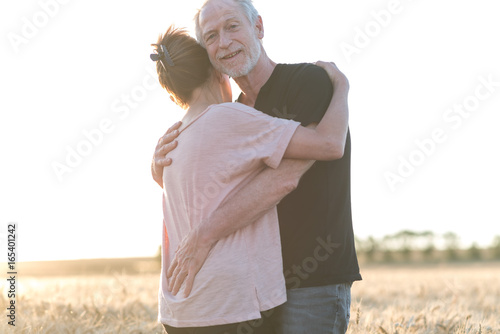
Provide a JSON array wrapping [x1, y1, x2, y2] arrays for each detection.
[[158, 102, 300, 327]]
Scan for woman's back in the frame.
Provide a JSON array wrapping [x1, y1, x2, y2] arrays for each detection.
[[159, 102, 299, 327]]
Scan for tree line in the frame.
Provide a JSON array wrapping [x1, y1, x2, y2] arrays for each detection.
[[355, 230, 500, 263]]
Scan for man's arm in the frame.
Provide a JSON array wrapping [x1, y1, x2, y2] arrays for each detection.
[[283, 61, 349, 160], [167, 157, 314, 296]]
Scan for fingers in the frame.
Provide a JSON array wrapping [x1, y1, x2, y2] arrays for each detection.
[[159, 140, 178, 156], [171, 269, 188, 296], [315, 60, 335, 67], [164, 230, 206, 298], [167, 256, 178, 278], [157, 158, 173, 167], [167, 121, 182, 134], [155, 140, 179, 167], [314, 61, 348, 86], [157, 121, 181, 147], [168, 261, 189, 296], [167, 263, 196, 297], [167, 249, 188, 294], [315, 61, 339, 72], [168, 261, 180, 291], [159, 129, 180, 147], [154, 122, 181, 167], [183, 272, 195, 298]]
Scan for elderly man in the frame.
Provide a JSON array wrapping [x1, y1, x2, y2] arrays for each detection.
[[152, 0, 361, 333]]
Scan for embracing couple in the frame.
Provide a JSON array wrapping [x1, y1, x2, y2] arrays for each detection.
[[150, 0, 362, 333]]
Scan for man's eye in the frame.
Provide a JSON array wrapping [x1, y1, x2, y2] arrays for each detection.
[[229, 24, 237, 30], [206, 34, 215, 42]]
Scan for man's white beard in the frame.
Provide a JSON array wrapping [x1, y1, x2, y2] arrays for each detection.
[[218, 40, 262, 78]]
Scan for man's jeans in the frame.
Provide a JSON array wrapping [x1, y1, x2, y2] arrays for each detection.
[[270, 282, 353, 334]]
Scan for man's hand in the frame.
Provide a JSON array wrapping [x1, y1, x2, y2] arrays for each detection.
[[315, 61, 349, 89], [167, 227, 215, 297], [152, 121, 182, 188]]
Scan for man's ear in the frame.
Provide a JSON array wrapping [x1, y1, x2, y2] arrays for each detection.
[[255, 15, 264, 39]]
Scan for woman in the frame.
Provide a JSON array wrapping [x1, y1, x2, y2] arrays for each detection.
[[151, 26, 349, 334]]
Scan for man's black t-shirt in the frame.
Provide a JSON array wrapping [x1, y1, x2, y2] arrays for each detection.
[[253, 63, 362, 289]]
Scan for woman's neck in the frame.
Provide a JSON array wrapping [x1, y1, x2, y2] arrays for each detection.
[[183, 78, 224, 125]]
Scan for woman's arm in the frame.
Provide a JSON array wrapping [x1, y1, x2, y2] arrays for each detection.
[[283, 61, 349, 160]]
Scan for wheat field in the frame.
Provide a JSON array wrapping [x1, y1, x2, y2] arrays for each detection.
[[1, 263, 498, 333]]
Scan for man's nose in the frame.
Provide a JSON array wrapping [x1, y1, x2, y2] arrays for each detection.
[[219, 31, 232, 49]]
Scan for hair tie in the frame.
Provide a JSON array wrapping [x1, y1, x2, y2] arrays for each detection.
[[150, 44, 175, 70], [160, 45, 175, 67]]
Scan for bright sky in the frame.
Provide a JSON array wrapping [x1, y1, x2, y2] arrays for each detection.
[[1, 0, 499, 261]]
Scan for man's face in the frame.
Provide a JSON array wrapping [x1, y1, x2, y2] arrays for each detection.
[[199, 0, 262, 78]]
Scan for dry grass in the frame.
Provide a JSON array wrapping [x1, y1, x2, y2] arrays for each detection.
[[1, 273, 164, 333], [348, 263, 500, 334], [1, 262, 499, 333]]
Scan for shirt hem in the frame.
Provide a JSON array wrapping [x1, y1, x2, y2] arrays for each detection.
[[158, 295, 287, 327], [158, 311, 262, 328]]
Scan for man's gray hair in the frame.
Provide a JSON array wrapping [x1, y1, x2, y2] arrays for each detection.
[[194, 0, 260, 46]]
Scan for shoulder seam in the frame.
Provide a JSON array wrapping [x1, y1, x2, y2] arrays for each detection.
[[209, 103, 262, 118]]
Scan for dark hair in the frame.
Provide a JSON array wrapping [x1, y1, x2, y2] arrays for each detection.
[[152, 26, 212, 109]]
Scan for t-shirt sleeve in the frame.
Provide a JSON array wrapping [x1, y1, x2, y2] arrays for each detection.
[[287, 65, 333, 126], [210, 104, 300, 169]]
